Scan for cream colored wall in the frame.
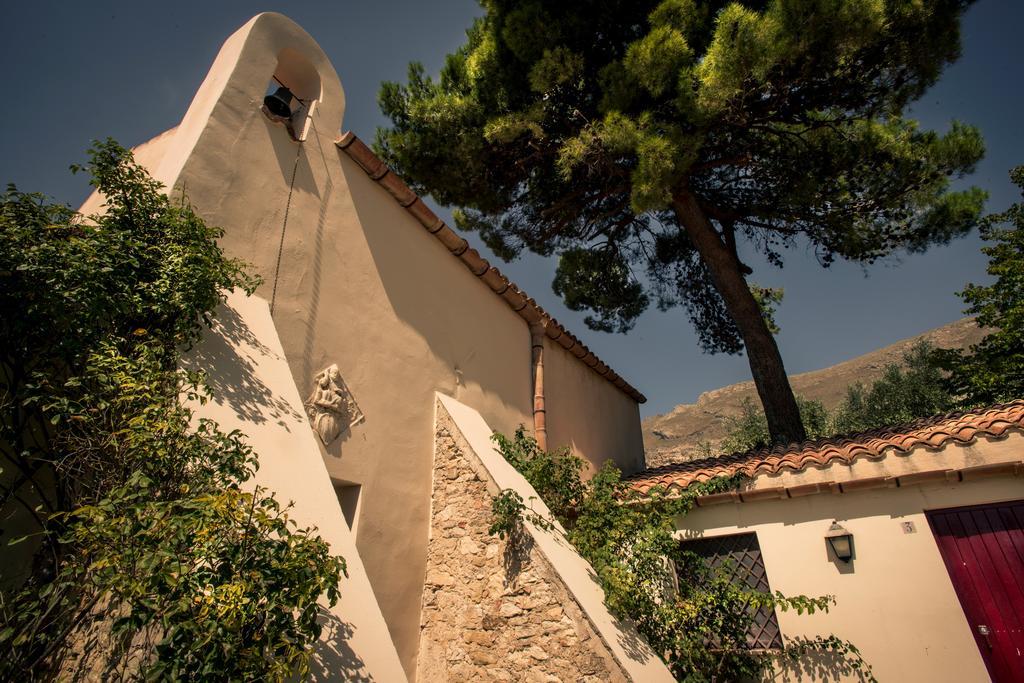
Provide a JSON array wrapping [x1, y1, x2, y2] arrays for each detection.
[[143, 13, 537, 678], [543, 338, 645, 474], [307, 151, 535, 676], [79, 127, 180, 217], [130, 127, 179, 180], [677, 472, 1024, 682], [183, 290, 407, 682]]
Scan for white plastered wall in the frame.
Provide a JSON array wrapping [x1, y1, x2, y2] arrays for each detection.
[[543, 338, 645, 474], [183, 290, 407, 682], [676, 438, 1024, 682]]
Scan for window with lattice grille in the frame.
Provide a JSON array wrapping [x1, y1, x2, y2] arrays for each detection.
[[679, 532, 784, 650]]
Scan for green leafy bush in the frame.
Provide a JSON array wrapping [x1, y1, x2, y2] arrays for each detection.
[[721, 396, 830, 453], [492, 426, 585, 515], [488, 429, 874, 681], [488, 488, 552, 540], [832, 342, 956, 435], [0, 141, 344, 680], [718, 341, 959, 455]]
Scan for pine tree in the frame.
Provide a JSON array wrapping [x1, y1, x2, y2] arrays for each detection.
[[940, 166, 1024, 405], [376, 0, 985, 444]]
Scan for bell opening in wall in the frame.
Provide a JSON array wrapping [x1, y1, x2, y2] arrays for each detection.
[[261, 48, 322, 142]]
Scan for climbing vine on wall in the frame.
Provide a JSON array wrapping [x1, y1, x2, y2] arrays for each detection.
[[489, 427, 875, 682], [0, 141, 344, 680]]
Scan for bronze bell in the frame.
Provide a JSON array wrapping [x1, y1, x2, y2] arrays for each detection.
[[263, 86, 294, 119]]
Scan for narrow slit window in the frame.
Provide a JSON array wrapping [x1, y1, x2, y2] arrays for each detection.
[[333, 482, 361, 537]]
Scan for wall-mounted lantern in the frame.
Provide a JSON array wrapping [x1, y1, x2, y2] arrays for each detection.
[[825, 521, 854, 562]]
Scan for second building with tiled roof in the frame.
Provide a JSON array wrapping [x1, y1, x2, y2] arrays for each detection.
[[640, 401, 1024, 682]]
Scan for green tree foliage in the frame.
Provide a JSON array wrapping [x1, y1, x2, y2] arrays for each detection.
[[376, 0, 986, 444], [939, 166, 1024, 405], [492, 426, 586, 513], [488, 429, 874, 681], [832, 341, 956, 434], [721, 395, 829, 453], [0, 142, 344, 680], [718, 341, 957, 454]]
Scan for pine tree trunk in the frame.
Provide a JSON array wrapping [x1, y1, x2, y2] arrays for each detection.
[[672, 191, 807, 445]]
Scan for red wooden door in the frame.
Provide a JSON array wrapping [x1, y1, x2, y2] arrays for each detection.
[[927, 501, 1024, 682]]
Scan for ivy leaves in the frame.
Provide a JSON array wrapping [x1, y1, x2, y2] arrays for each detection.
[[488, 489, 552, 540]]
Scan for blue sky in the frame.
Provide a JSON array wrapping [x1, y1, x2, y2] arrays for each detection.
[[2, 0, 1021, 417]]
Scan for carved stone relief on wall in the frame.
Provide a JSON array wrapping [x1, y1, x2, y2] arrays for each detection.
[[305, 364, 364, 445]]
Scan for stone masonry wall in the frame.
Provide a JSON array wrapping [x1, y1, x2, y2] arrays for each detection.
[[417, 413, 629, 682]]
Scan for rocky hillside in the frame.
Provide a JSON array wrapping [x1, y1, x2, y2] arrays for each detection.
[[642, 318, 986, 468]]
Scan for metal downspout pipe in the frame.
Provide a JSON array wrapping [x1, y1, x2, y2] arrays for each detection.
[[529, 321, 548, 451]]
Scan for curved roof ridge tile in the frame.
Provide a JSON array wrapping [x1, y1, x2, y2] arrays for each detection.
[[337, 132, 645, 403], [626, 400, 1024, 492]]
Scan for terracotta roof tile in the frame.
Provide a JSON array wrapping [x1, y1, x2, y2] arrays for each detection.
[[626, 401, 1024, 494], [336, 131, 646, 403], [376, 170, 417, 207]]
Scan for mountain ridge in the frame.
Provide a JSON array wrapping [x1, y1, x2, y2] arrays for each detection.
[[642, 318, 986, 468]]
